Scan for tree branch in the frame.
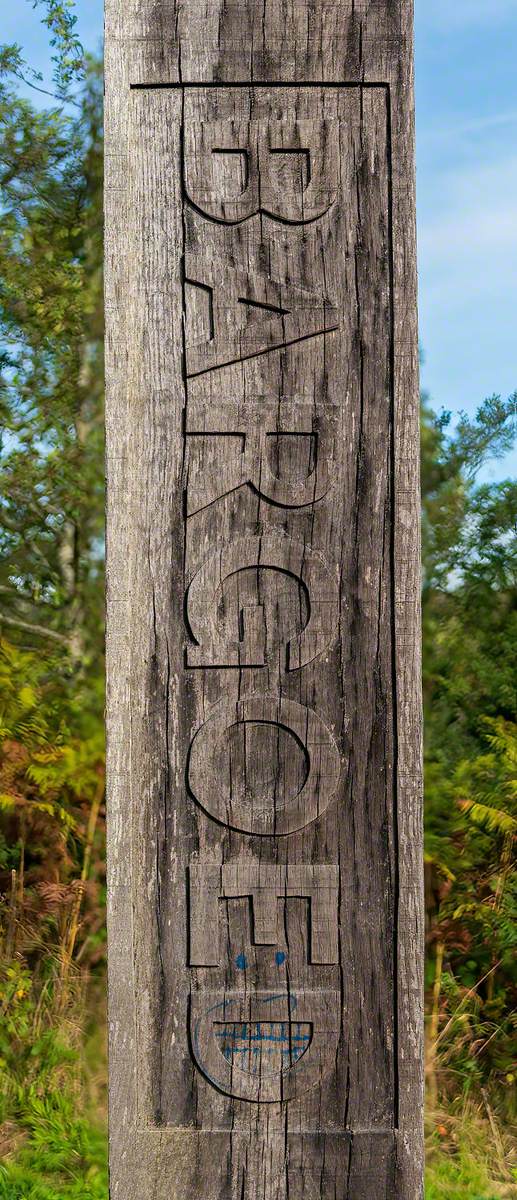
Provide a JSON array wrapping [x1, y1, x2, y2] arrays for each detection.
[[0, 609, 68, 645]]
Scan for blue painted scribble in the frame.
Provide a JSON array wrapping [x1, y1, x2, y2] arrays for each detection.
[[275, 951, 286, 966], [235, 953, 248, 970], [192, 993, 302, 1087], [215, 1020, 311, 1071]]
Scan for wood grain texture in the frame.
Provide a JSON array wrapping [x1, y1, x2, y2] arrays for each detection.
[[104, 3, 423, 1198]]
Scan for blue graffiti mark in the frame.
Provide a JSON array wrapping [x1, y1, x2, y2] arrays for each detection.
[[215, 1022, 310, 1045], [192, 992, 300, 1083], [235, 953, 248, 970], [221, 1046, 305, 1066], [214, 1020, 312, 1072], [275, 951, 286, 966]]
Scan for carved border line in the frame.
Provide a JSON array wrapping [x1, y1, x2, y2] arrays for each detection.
[[131, 82, 398, 1136]]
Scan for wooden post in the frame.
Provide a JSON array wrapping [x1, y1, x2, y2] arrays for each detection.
[[104, 3, 423, 1198]]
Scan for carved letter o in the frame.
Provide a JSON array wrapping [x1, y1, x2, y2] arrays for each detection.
[[187, 694, 342, 836]]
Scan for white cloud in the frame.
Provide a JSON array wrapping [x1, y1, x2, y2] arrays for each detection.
[[418, 153, 517, 283], [419, 111, 517, 151], [417, 149, 517, 439]]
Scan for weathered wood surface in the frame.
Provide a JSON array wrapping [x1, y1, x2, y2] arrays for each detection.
[[104, 3, 423, 1198]]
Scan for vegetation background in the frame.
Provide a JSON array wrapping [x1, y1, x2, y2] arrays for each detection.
[[0, 4, 515, 1197]]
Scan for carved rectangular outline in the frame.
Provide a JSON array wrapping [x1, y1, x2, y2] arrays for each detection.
[[129, 82, 398, 1135]]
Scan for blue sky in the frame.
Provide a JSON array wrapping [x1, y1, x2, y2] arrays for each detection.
[[416, 0, 517, 479], [4, 0, 516, 479]]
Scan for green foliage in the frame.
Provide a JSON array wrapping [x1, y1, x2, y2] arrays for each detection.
[[0, 636, 104, 836], [30, 0, 85, 97], [426, 1156, 510, 1199], [0, 38, 103, 662], [0, 23, 107, 1193], [0, 988, 106, 1195], [0, 1126, 107, 1200], [422, 398, 517, 1108], [0, 636, 106, 1187], [7, 1, 85, 103], [0, 930, 107, 1199], [425, 1104, 516, 1199]]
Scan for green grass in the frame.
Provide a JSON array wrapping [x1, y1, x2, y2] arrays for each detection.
[[0, 984, 109, 1200], [426, 1157, 505, 1200], [1, 1009, 514, 1200], [2, 1113, 514, 1200], [0, 1106, 108, 1200], [425, 1112, 516, 1200]]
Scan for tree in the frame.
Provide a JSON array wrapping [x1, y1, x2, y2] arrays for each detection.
[[422, 395, 517, 1103], [0, 34, 103, 664], [0, 19, 107, 1186]]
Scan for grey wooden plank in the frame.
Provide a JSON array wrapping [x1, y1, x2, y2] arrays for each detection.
[[105, 3, 423, 1198]]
